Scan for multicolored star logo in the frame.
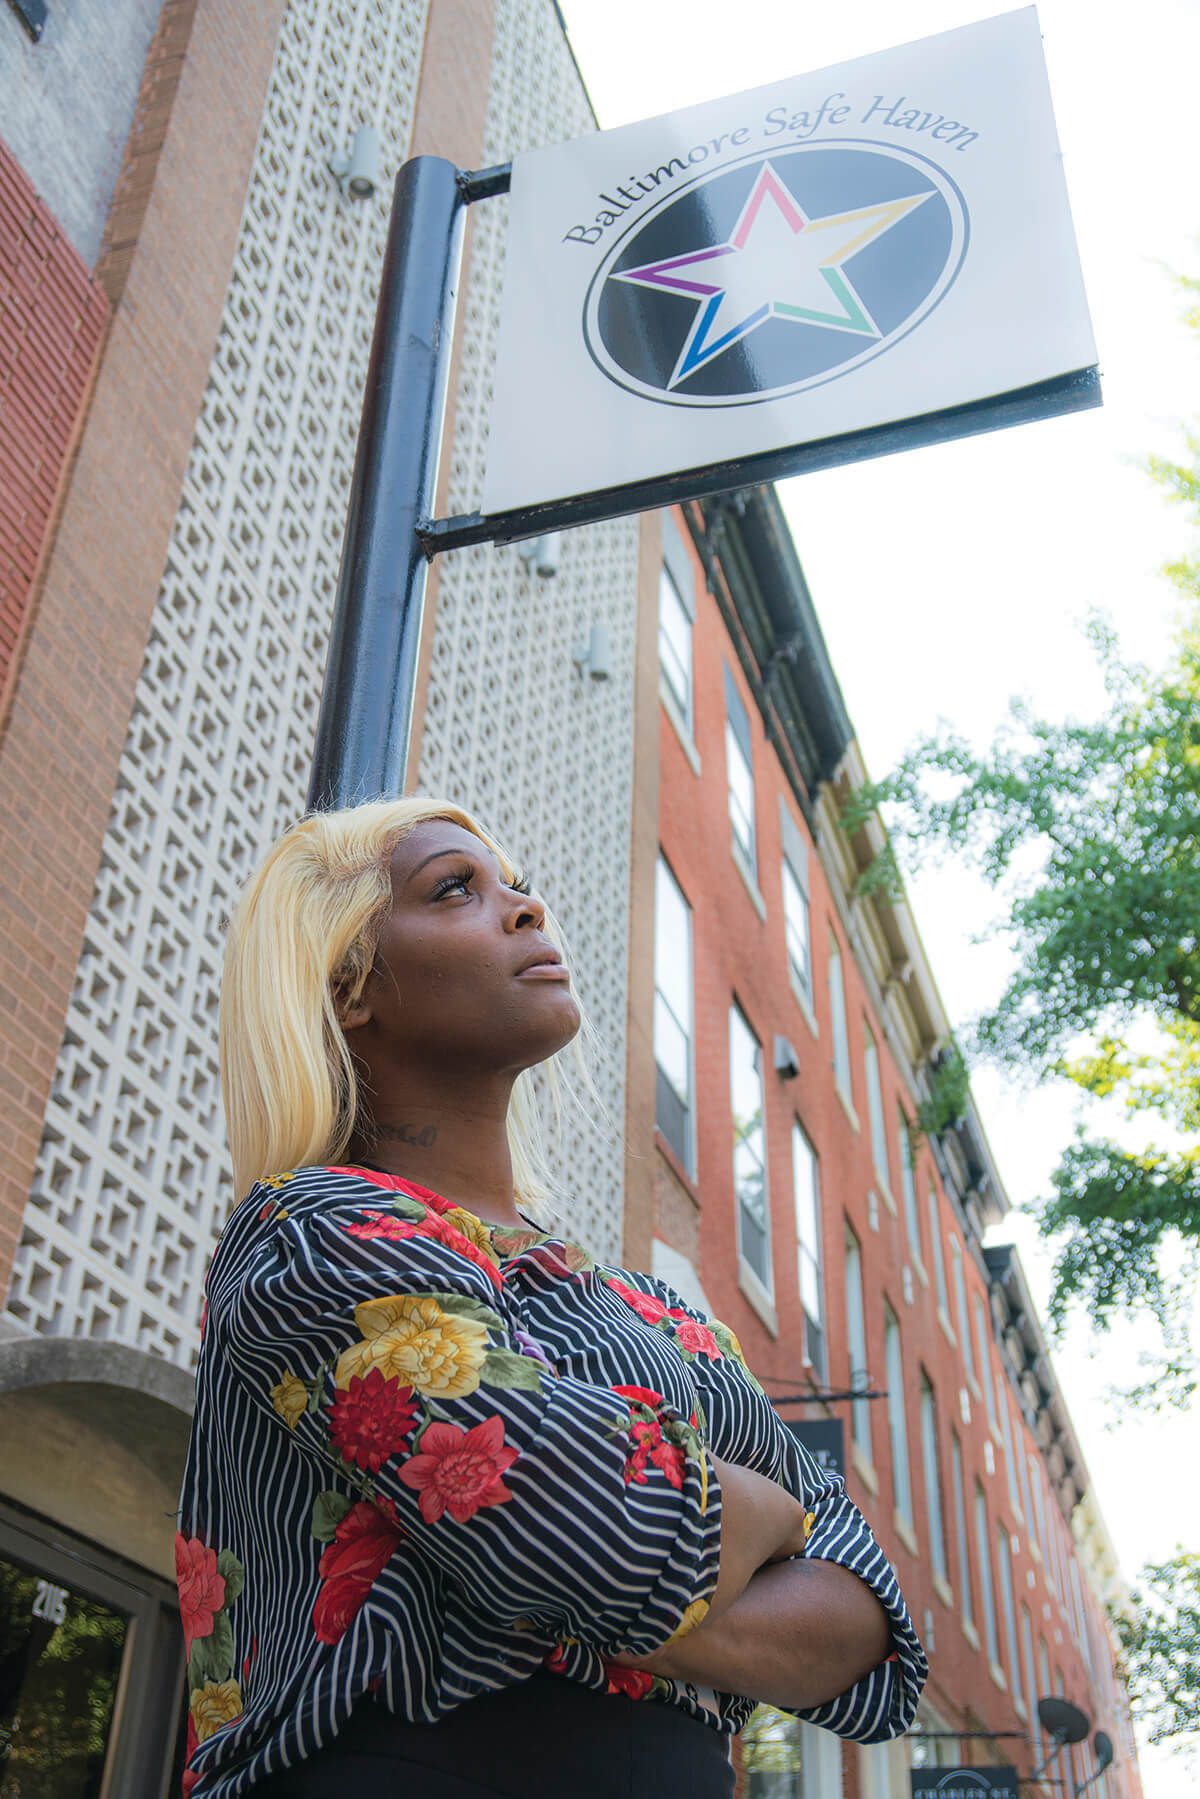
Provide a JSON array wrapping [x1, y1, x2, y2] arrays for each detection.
[[585, 143, 967, 407], [612, 162, 932, 390]]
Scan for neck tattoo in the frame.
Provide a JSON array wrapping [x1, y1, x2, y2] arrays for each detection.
[[374, 1122, 439, 1148]]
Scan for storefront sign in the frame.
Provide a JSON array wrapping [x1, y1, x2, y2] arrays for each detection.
[[911, 1769, 1019, 1798], [483, 7, 1097, 513], [784, 1417, 845, 1477]]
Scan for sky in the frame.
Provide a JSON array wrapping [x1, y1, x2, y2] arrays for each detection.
[[555, 3, 1200, 1791]]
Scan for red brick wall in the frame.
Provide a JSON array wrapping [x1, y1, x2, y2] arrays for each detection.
[[653, 505, 1137, 1797], [0, 1, 286, 1301], [0, 141, 108, 721]]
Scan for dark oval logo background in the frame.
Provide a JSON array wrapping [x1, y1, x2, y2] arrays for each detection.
[[583, 141, 969, 408]]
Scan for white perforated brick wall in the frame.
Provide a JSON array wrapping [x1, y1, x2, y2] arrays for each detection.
[[6, 0, 641, 1366]]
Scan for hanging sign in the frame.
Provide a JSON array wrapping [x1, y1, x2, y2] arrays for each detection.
[[911, 1771, 1019, 1799], [784, 1417, 845, 1478], [482, 7, 1097, 515]]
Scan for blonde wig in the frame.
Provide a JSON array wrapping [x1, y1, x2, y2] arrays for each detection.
[[219, 797, 606, 1217]]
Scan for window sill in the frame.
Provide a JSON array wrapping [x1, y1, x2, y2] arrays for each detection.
[[1014, 1695, 1027, 1721], [893, 1513, 920, 1560], [877, 1180, 898, 1219], [988, 1660, 1008, 1694], [936, 1307, 956, 1348], [835, 1082, 860, 1134], [968, 1374, 982, 1404], [961, 1617, 980, 1652], [731, 841, 767, 922], [737, 1257, 778, 1337], [788, 967, 819, 1039], [660, 679, 701, 776], [932, 1573, 954, 1611], [911, 1254, 929, 1289], [851, 1443, 879, 1496]]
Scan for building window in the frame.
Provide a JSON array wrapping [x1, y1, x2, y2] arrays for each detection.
[[928, 1189, 950, 1320], [864, 1028, 890, 1190], [884, 1304, 912, 1527], [949, 1236, 975, 1384], [779, 800, 813, 1002], [997, 1525, 1020, 1699], [1017, 1429, 1036, 1544], [1029, 1455, 1048, 1569], [919, 1375, 948, 1584], [724, 665, 757, 875], [975, 1483, 1000, 1670], [654, 856, 694, 1173], [974, 1293, 998, 1431], [658, 563, 694, 732], [730, 1003, 771, 1293], [792, 1122, 825, 1377], [951, 1432, 973, 1631], [781, 863, 812, 1001], [845, 1225, 871, 1460], [1022, 1604, 1041, 1762], [898, 1110, 921, 1264], [1001, 1395, 1021, 1518], [828, 937, 851, 1101], [742, 1707, 841, 1798]]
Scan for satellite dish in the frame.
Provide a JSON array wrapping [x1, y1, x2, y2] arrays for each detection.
[[1094, 1730, 1114, 1770], [1037, 1697, 1091, 1745]]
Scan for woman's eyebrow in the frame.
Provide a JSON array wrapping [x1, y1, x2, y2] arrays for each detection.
[[404, 845, 500, 886]]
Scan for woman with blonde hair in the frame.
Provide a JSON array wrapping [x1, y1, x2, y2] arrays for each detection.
[[177, 798, 925, 1797]]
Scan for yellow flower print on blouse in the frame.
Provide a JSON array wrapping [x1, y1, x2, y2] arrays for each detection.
[[444, 1206, 500, 1260], [663, 1596, 710, 1646], [335, 1294, 490, 1399], [190, 1678, 243, 1742], [270, 1370, 308, 1430]]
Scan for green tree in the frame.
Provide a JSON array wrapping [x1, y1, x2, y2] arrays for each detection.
[[841, 277, 1200, 1401], [1116, 1550, 1200, 1758]]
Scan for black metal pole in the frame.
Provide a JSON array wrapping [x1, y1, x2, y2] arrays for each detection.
[[307, 155, 466, 810]]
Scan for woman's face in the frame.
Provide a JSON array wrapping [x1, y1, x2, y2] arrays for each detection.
[[344, 819, 582, 1078]]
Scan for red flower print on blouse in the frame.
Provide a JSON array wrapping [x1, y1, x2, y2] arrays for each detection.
[[611, 1384, 665, 1409], [344, 1208, 504, 1290], [647, 1436, 686, 1489], [604, 1277, 669, 1324], [312, 1501, 405, 1646], [603, 1662, 654, 1700], [175, 1533, 225, 1655], [328, 1368, 419, 1473], [398, 1415, 519, 1523], [668, 1313, 721, 1360]]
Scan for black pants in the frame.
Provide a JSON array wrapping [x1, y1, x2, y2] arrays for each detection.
[[249, 1673, 735, 1798]]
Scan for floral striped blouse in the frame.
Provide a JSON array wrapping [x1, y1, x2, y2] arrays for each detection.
[[177, 1165, 926, 1796]]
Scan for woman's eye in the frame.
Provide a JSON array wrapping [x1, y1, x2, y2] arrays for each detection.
[[433, 867, 534, 899]]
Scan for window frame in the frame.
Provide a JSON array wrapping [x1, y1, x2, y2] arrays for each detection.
[[919, 1372, 949, 1584], [791, 1119, 825, 1378], [884, 1302, 913, 1528], [723, 664, 757, 877], [657, 560, 694, 735], [653, 853, 696, 1176], [844, 1223, 872, 1461], [729, 1000, 773, 1299], [828, 935, 852, 1103], [951, 1431, 974, 1631], [863, 1027, 890, 1193], [974, 1480, 1001, 1671]]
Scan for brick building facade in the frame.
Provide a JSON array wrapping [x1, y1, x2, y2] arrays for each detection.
[[632, 489, 1141, 1797]]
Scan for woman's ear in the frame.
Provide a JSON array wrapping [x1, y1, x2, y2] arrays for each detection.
[[339, 998, 372, 1032]]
